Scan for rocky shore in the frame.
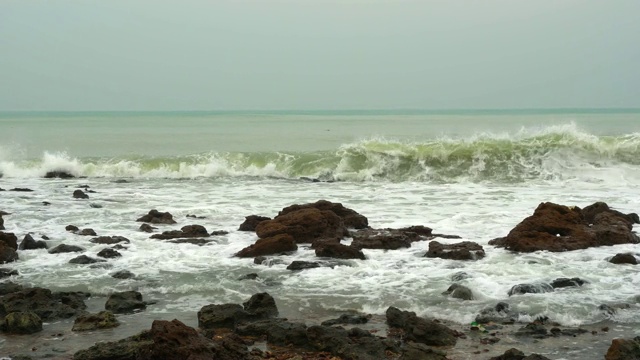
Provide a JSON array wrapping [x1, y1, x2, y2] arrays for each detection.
[[2, 187, 640, 359]]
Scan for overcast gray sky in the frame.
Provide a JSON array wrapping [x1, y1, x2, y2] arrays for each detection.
[[1, 0, 638, 111]]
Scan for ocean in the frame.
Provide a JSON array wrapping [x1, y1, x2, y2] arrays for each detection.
[[1, 109, 639, 359]]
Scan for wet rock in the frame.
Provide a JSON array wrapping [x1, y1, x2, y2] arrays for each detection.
[[306, 325, 397, 360], [253, 256, 285, 266], [97, 248, 121, 258], [186, 214, 205, 219], [397, 225, 433, 237], [0, 287, 87, 320], [90, 203, 102, 208], [136, 209, 176, 224], [238, 215, 271, 231], [236, 319, 309, 347], [599, 303, 631, 315], [582, 201, 640, 225], [610, 253, 638, 265], [150, 224, 209, 240], [451, 271, 471, 282], [78, 228, 97, 236], [425, 241, 485, 260], [238, 273, 259, 281], [401, 341, 448, 360], [69, 255, 106, 264], [321, 313, 371, 326], [90, 236, 130, 245], [489, 202, 639, 252], [139, 223, 156, 233], [1, 311, 42, 334], [0, 232, 18, 250], [167, 238, 213, 245], [210, 230, 228, 236], [44, 171, 75, 179], [0, 232, 19, 263], [351, 228, 414, 250], [111, 270, 135, 279], [105, 291, 147, 314], [287, 260, 320, 271], [442, 284, 474, 300], [10, 188, 34, 192], [242, 292, 278, 318], [0, 282, 23, 296], [42, 201, 51, 206], [0, 268, 19, 279], [550, 277, 587, 288], [198, 303, 247, 329], [475, 302, 516, 324], [48, 244, 85, 254], [256, 207, 346, 243], [278, 199, 369, 229], [72, 311, 119, 331], [315, 242, 366, 260], [489, 348, 552, 360], [0, 216, 3, 230], [73, 189, 89, 199], [66, 224, 79, 232], [18, 234, 48, 250], [235, 233, 297, 257], [386, 307, 457, 346], [605, 336, 640, 360], [508, 283, 554, 296]]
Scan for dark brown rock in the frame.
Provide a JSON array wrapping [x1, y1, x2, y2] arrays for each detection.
[[582, 202, 639, 226], [278, 200, 369, 229], [0, 232, 18, 250], [256, 207, 346, 243], [386, 307, 457, 346], [351, 228, 415, 250], [287, 261, 320, 271], [111, 270, 135, 279], [69, 255, 106, 264], [66, 224, 79, 232], [150, 225, 209, 240], [315, 242, 366, 260], [48, 244, 84, 254], [139, 223, 156, 233], [397, 225, 433, 236], [105, 291, 147, 314], [90, 236, 130, 245], [242, 292, 278, 318], [238, 215, 271, 231], [0, 268, 19, 279], [610, 253, 638, 265], [136, 209, 176, 224], [72, 311, 120, 331], [44, 170, 75, 179], [97, 248, 122, 258], [605, 336, 640, 360], [235, 234, 297, 257], [73, 189, 89, 199], [550, 277, 587, 288], [78, 228, 97, 236], [425, 241, 485, 260], [0, 244, 18, 264], [198, 303, 247, 329]]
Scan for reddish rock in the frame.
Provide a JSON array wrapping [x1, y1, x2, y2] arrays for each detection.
[[315, 242, 366, 260], [351, 228, 416, 250], [136, 210, 176, 224], [489, 202, 639, 252], [425, 241, 485, 260], [256, 208, 345, 243], [278, 199, 368, 229], [236, 234, 297, 258], [605, 337, 640, 360], [238, 215, 271, 231], [151, 225, 209, 240], [581, 202, 639, 226]]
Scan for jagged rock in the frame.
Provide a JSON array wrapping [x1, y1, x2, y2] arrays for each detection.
[[256, 207, 346, 243], [315, 242, 366, 260], [44, 171, 75, 179], [451, 271, 471, 282], [0, 288, 87, 320], [105, 291, 147, 314], [235, 234, 297, 257], [90, 236, 130, 245], [238, 215, 271, 231], [150, 225, 209, 240], [69, 255, 106, 264], [48, 244, 85, 254], [111, 270, 135, 279], [610, 253, 638, 265], [278, 200, 369, 229], [97, 248, 121, 258], [306, 325, 397, 360], [488, 348, 552, 360], [582, 202, 640, 225], [508, 283, 554, 296], [167, 238, 213, 245], [0, 215, 3, 230], [605, 336, 640, 360], [136, 210, 176, 224], [1, 311, 42, 334], [18, 234, 48, 250], [238, 273, 258, 281], [0, 232, 18, 250], [242, 292, 278, 318], [386, 307, 457, 346], [425, 241, 485, 260], [73, 189, 89, 199], [0, 233, 18, 263], [72, 311, 120, 331], [442, 284, 474, 300]]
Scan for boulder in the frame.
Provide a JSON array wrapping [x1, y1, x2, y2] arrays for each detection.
[[605, 336, 640, 360], [256, 207, 346, 243], [0, 232, 18, 250], [90, 236, 130, 245], [488, 348, 552, 360], [235, 319, 309, 347], [550, 277, 587, 288], [0, 287, 87, 320], [48, 244, 85, 254], [136, 210, 176, 224], [0, 243, 18, 264], [105, 291, 147, 313], [321, 313, 370, 326], [401, 341, 448, 360], [278, 200, 369, 229], [315, 242, 366, 260], [287, 261, 320, 271], [425, 241, 485, 260], [78, 228, 97, 236], [582, 202, 639, 225], [235, 234, 297, 257], [44, 170, 75, 179], [442, 284, 474, 300], [386, 307, 457, 346], [238, 215, 271, 231], [242, 292, 278, 318], [475, 302, 517, 324], [0, 282, 24, 296], [508, 283, 554, 296], [66, 224, 79, 232], [0, 215, 3, 230], [306, 325, 398, 360], [97, 248, 122, 258], [198, 292, 279, 330], [139, 223, 156, 233], [610, 253, 638, 265], [1, 311, 42, 334], [351, 228, 415, 250], [73, 189, 89, 199], [150, 225, 209, 240], [72, 311, 119, 331], [489, 202, 639, 252], [111, 270, 135, 279], [18, 234, 48, 250], [69, 255, 106, 264]]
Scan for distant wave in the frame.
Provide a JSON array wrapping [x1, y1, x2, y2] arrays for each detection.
[[1, 123, 640, 183]]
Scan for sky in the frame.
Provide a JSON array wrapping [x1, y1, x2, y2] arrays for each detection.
[[1, 0, 639, 111]]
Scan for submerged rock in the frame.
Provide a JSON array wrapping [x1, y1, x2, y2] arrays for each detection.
[[90, 236, 130, 245], [508, 283, 554, 296], [442, 283, 474, 300], [73, 189, 89, 199], [150, 225, 209, 240], [44, 170, 75, 179]]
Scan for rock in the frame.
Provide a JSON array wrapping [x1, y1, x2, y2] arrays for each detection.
[[315, 242, 366, 260], [321, 313, 371, 326], [150, 224, 209, 240], [351, 228, 414, 250], [136, 209, 176, 224], [78, 228, 97, 236], [235, 234, 297, 257], [90, 203, 102, 208], [1, 311, 42, 334], [167, 238, 213, 245], [0, 287, 87, 320], [18, 234, 48, 250], [397, 225, 433, 237], [186, 214, 205, 219], [425, 241, 485, 260], [235, 318, 309, 347], [139, 223, 156, 233], [550, 277, 587, 288], [44, 171, 75, 179], [111, 270, 135, 279], [238, 215, 271, 231], [278, 200, 369, 229], [508, 283, 554, 296], [97, 248, 121, 258], [451, 271, 471, 282], [48, 244, 85, 254], [401, 341, 448, 360], [610, 253, 638, 265], [306, 325, 397, 360], [0, 245, 18, 264], [238, 273, 258, 281], [90, 236, 130, 245], [489, 202, 639, 252], [69, 255, 106, 264], [386, 307, 457, 346], [242, 292, 278, 318], [442, 284, 474, 300], [582, 202, 639, 225], [105, 291, 147, 313], [73, 189, 89, 199], [198, 303, 247, 329], [72, 311, 119, 331], [0, 216, 3, 230], [605, 336, 640, 360], [10, 188, 34, 192], [287, 261, 320, 271], [489, 348, 552, 360], [210, 230, 228, 236], [66, 224, 79, 232], [253, 256, 284, 266], [256, 207, 346, 243], [0, 281, 23, 296], [0, 268, 19, 279], [475, 302, 516, 324], [0, 232, 18, 250]]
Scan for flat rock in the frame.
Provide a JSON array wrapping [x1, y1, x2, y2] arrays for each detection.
[[425, 241, 485, 260]]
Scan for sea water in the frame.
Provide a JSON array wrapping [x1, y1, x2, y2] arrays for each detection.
[[0, 110, 639, 356]]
